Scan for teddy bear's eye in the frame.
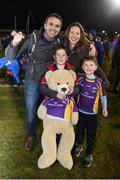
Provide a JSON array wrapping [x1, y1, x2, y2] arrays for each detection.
[[57, 83, 60, 85], [66, 82, 69, 85]]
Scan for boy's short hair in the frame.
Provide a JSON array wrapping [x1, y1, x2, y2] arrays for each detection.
[[52, 45, 67, 56], [82, 56, 98, 66]]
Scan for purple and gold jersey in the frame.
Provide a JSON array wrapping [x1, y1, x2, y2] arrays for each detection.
[[77, 76, 107, 114], [42, 97, 78, 121]]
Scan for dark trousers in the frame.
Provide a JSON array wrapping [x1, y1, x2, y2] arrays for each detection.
[[75, 112, 98, 154]]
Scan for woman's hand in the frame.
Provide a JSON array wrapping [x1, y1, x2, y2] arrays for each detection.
[[89, 44, 97, 56]]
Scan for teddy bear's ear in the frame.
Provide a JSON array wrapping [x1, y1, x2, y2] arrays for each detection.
[[45, 70, 53, 82], [69, 70, 76, 81]]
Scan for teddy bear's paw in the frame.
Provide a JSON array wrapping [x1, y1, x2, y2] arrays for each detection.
[[58, 154, 73, 170], [38, 155, 56, 169]]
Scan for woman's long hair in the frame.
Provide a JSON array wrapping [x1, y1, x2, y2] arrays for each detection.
[[64, 22, 90, 52]]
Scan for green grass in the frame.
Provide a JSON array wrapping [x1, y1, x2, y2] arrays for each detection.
[[0, 87, 120, 179], [0, 56, 120, 179]]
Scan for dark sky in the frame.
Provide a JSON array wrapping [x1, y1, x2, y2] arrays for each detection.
[[1, 0, 120, 36]]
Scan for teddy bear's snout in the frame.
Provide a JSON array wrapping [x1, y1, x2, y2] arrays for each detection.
[[61, 87, 67, 92]]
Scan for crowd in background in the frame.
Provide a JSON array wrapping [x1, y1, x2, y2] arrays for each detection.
[[0, 29, 120, 96]]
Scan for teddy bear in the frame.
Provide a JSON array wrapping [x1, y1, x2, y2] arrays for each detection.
[[37, 69, 78, 170]]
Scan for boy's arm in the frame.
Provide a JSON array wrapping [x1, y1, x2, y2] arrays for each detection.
[[100, 95, 108, 117], [100, 81, 108, 117], [70, 84, 80, 97], [41, 74, 57, 98], [41, 84, 57, 98], [41, 84, 67, 99], [70, 76, 81, 97]]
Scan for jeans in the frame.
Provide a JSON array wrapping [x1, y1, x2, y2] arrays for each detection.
[[24, 83, 42, 138]]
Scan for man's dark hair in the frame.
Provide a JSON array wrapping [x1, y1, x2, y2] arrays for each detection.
[[45, 13, 63, 27]]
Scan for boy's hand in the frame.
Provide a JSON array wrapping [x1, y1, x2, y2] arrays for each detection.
[[102, 108, 108, 117], [57, 93, 66, 100]]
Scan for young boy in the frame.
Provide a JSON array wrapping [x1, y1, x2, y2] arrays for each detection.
[[41, 45, 75, 98], [74, 55, 108, 167], [40, 45, 76, 149]]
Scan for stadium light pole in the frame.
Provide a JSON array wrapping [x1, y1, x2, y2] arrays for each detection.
[[25, 10, 31, 34], [14, 16, 17, 31]]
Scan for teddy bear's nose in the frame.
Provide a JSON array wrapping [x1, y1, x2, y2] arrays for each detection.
[[61, 87, 67, 92]]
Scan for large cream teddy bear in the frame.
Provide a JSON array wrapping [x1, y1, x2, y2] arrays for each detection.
[[37, 69, 78, 170]]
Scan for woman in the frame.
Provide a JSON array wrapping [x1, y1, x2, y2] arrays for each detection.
[[64, 22, 92, 73], [64, 22, 108, 84]]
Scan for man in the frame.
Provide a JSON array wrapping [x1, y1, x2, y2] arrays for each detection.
[[5, 13, 63, 151]]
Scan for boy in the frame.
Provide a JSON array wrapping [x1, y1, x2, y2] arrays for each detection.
[[74, 55, 108, 167], [41, 45, 75, 98], [40, 45, 76, 149]]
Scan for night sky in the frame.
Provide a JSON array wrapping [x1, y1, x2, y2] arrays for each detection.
[[1, 0, 120, 36]]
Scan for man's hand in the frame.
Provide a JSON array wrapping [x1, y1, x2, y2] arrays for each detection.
[[12, 32, 24, 46]]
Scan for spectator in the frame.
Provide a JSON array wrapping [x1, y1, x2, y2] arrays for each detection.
[[41, 45, 74, 98], [88, 29, 104, 68], [112, 38, 120, 96]]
